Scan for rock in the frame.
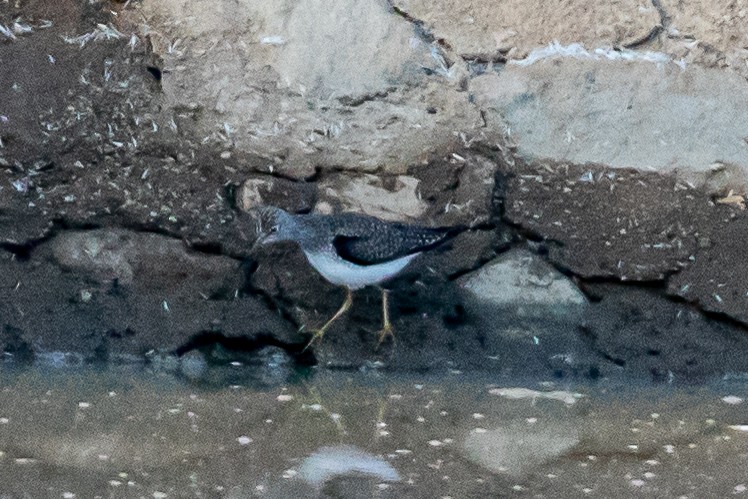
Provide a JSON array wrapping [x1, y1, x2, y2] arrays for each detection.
[[660, 0, 748, 79], [667, 215, 748, 324], [316, 173, 429, 221], [472, 59, 748, 182], [0, 230, 300, 359], [48, 229, 241, 296], [462, 425, 579, 476], [238, 175, 317, 214], [180, 349, 208, 381], [503, 161, 708, 280], [124, 0, 486, 179], [458, 248, 587, 317], [391, 0, 660, 58], [579, 285, 748, 380]]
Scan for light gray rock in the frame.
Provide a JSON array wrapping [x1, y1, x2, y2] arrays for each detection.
[[238, 175, 317, 214], [391, 0, 660, 59], [124, 0, 486, 179], [472, 58, 748, 187], [462, 425, 579, 476], [48, 229, 241, 295], [458, 248, 587, 317], [315, 173, 429, 221]]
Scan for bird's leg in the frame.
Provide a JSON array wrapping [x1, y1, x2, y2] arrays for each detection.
[[303, 288, 353, 351], [376, 288, 395, 346]]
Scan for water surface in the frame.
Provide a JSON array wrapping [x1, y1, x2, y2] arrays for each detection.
[[0, 365, 745, 498]]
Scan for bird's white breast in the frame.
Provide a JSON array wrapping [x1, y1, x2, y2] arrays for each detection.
[[303, 251, 417, 290]]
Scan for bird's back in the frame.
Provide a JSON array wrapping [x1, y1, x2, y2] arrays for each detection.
[[300, 212, 462, 266]]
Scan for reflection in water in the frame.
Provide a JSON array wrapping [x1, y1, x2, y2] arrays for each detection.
[[0, 364, 745, 497]]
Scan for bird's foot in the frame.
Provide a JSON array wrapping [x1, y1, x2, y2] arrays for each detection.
[[375, 324, 395, 349]]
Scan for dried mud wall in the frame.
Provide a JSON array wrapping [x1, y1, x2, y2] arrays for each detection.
[[1, 0, 748, 379]]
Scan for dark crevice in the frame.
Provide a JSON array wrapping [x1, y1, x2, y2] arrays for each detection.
[[386, 1, 455, 72], [650, 0, 671, 30], [389, 4, 437, 44], [490, 159, 748, 337], [238, 259, 311, 350], [174, 332, 316, 366], [662, 292, 748, 333], [0, 242, 35, 261], [460, 53, 508, 65], [185, 240, 225, 256], [145, 65, 162, 82], [578, 324, 627, 368], [622, 25, 663, 49], [337, 88, 395, 107]]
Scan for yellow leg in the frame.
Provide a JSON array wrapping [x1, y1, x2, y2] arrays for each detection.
[[376, 289, 395, 346], [303, 288, 353, 351]]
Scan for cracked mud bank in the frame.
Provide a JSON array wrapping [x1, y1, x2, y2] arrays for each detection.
[[1, 0, 748, 380]]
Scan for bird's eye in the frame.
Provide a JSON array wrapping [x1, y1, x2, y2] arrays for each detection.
[[270, 225, 279, 233]]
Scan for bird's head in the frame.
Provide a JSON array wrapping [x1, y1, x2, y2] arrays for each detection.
[[248, 205, 298, 248]]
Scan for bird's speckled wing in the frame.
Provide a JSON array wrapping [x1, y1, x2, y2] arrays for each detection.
[[330, 214, 462, 266]]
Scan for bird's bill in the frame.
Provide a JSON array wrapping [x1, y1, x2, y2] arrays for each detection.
[[249, 233, 277, 252]]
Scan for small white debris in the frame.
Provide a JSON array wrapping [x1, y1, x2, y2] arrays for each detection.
[[630, 479, 645, 487], [0, 417, 9, 424], [298, 445, 399, 489], [579, 171, 594, 183], [728, 425, 748, 432], [11, 178, 29, 193], [62, 493, 75, 498], [78, 402, 90, 409], [220, 151, 231, 159], [282, 469, 297, 479], [63, 194, 76, 203], [722, 395, 744, 405], [13, 22, 33, 35], [237, 436, 253, 445], [488, 387, 584, 405], [63, 23, 124, 48], [276, 394, 294, 402], [153, 492, 167, 499], [108, 480, 122, 487], [0, 24, 17, 40], [734, 484, 746, 493], [472, 413, 485, 419], [428, 440, 443, 447], [260, 35, 285, 45]]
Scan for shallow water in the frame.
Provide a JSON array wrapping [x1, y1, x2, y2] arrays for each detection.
[[0, 364, 746, 498]]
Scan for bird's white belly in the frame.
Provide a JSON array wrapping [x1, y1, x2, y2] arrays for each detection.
[[303, 251, 417, 290]]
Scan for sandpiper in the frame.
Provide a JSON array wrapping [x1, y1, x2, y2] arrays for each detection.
[[250, 206, 462, 349]]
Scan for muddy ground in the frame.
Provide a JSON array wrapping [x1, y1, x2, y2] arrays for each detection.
[[1, 1, 748, 382]]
